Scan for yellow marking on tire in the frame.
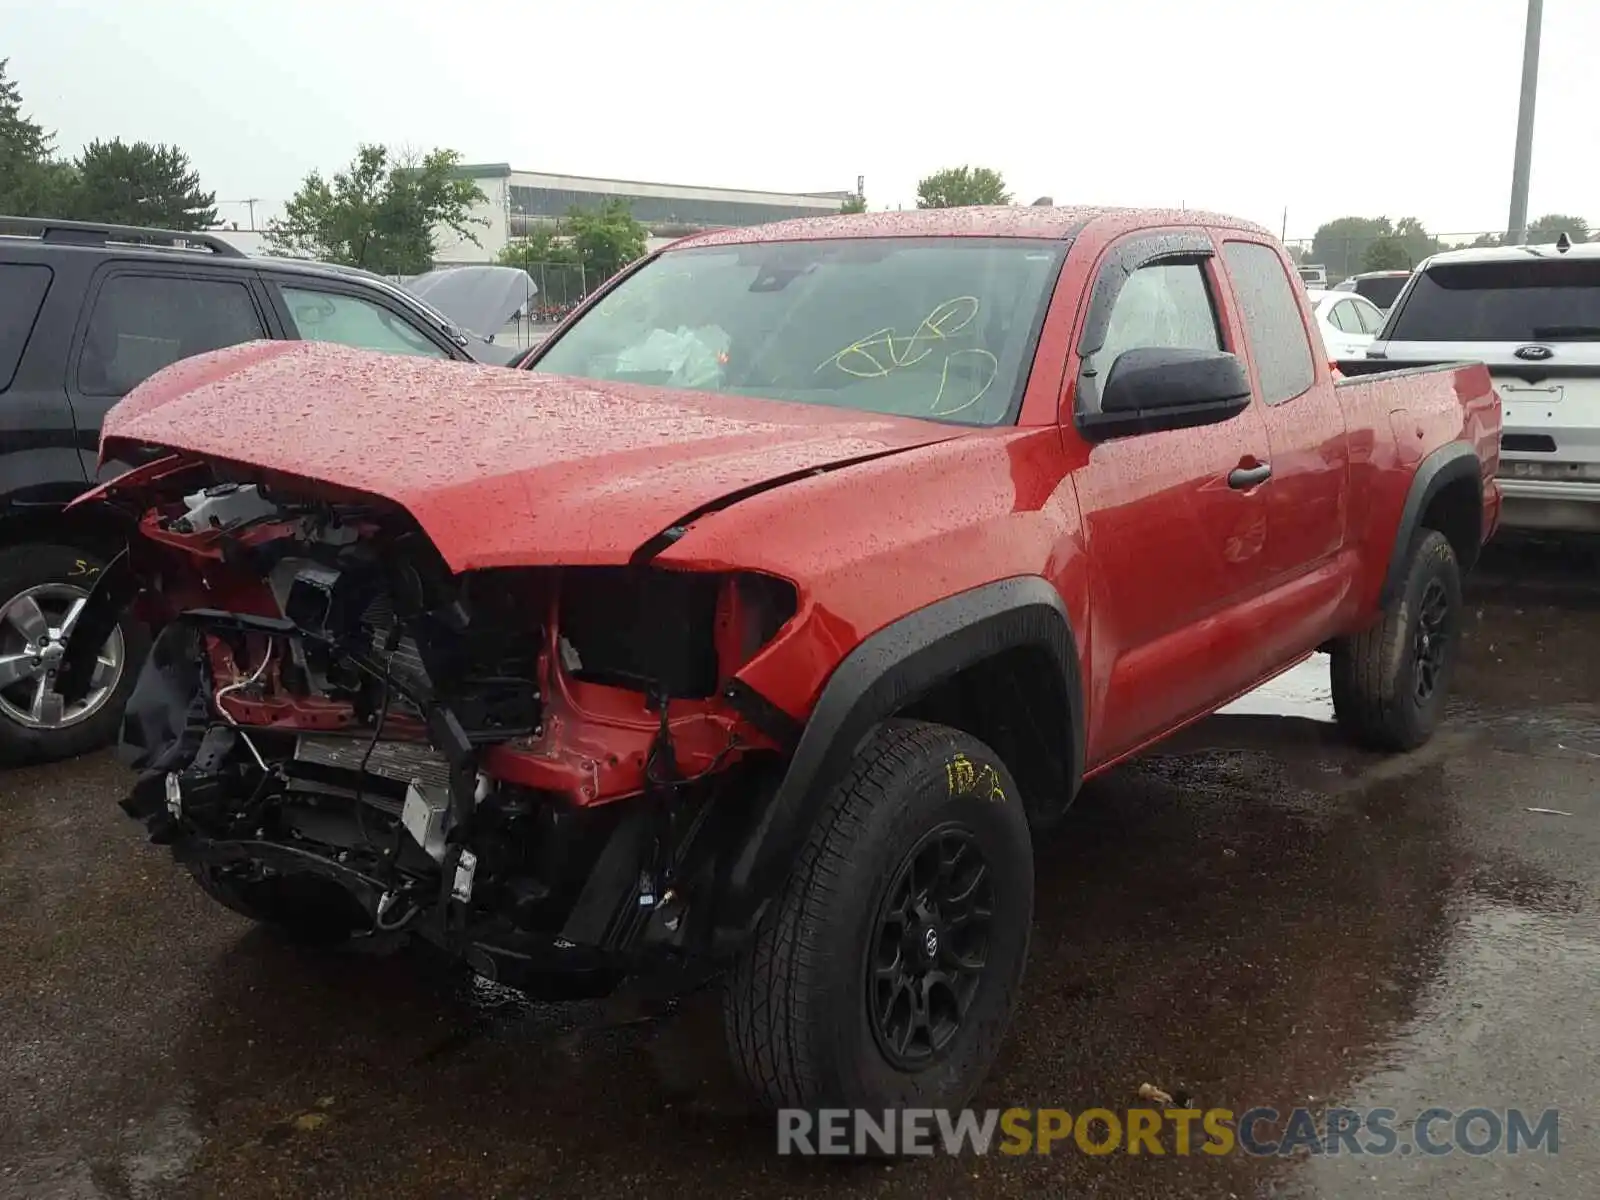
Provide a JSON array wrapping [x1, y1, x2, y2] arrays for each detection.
[[947, 753, 976, 796]]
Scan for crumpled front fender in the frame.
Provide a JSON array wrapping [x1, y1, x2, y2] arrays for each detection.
[[56, 548, 140, 706]]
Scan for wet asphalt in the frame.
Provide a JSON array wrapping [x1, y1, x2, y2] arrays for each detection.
[[2, 537, 1597, 1199]]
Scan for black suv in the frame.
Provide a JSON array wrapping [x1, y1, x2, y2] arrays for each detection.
[[0, 216, 483, 765]]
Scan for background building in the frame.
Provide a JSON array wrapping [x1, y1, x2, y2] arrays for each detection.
[[434, 164, 852, 263]]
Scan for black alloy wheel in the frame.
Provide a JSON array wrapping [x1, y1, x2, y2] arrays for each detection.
[[866, 824, 995, 1069]]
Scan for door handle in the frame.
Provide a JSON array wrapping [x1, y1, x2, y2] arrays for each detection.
[[1228, 462, 1272, 489]]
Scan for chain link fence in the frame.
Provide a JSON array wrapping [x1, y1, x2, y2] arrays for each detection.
[[422, 256, 594, 348], [489, 255, 591, 326], [1284, 223, 1599, 284]]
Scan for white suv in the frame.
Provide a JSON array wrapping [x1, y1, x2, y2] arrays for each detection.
[[1366, 238, 1600, 533]]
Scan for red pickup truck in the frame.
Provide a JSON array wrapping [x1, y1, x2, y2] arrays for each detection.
[[62, 206, 1499, 1120]]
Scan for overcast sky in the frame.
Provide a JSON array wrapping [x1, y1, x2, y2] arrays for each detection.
[[4, 0, 1597, 239]]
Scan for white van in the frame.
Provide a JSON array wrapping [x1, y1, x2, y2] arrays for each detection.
[[1297, 263, 1329, 288]]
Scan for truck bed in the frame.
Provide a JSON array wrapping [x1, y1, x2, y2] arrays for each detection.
[[1335, 357, 1459, 380]]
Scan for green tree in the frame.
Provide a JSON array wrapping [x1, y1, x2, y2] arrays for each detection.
[[1526, 214, 1590, 244], [563, 198, 648, 285], [495, 225, 577, 269], [1390, 217, 1442, 269], [1311, 217, 1392, 280], [266, 144, 485, 274], [68, 138, 216, 230], [915, 165, 1011, 209], [1469, 232, 1504, 249], [0, 58, 76, 217], [839, 191, 867, 214], [1362, 238, 1411, 272], [0, 60, 49, 169], [1313, 215, 1440, 278]]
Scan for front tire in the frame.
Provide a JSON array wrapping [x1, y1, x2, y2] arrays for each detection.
[[1330, 529, 1462, 751], [0, 543, 146, 766], [723, 720, 1034, 1112]]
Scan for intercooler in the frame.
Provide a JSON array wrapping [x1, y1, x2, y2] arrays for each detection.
[[292, 734, 453, 793]]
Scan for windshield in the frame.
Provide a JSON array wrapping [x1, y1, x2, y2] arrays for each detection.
[[532, 237, 1066, 426], [1387, 259, 1600, 341]]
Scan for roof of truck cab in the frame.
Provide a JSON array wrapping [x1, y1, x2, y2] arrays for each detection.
[[667, 206, 1273, 249]]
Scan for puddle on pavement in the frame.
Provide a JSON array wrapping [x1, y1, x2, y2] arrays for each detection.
[[3, 1093, 202, 1200], [1219, 653, 1336, 724], [1449, 704, 1600, 764], [1288, 901, 1600, 1197], [1155, 653, 1382, 790]]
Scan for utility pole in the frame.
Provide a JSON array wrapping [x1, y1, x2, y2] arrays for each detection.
[[1281, 206, 1289, 241], [1506, 0, 1543, 245], [219, 199, 264, 231]]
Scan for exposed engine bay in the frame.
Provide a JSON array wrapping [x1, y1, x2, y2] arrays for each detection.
[[65, 457, 799, 992]]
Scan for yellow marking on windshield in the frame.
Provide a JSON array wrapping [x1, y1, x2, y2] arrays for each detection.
[[930, 349, 999, 417], [817, 298, 999, 417], [817, 297, 980, 378]]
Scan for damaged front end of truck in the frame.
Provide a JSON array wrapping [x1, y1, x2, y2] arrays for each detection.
[[60, 454, 803, 996]]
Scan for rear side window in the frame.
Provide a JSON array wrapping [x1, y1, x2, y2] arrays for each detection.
[[1355, 274, 1408, 309], [1329, 301, 1361, 334], [0, 263, 54, 393], [1223, 241, 1316, 405], [1387, 259, 1600, 342], [1352, 298, 1387, 335], [77, 274, 267, 398]]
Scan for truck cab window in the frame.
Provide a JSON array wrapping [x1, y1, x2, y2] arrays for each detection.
[[1222, 241, 1316, 405], [1098, 262, 1222, 373]]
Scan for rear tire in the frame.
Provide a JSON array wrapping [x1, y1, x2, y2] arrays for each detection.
[[723, 719, 1034, 1112], [0, 543, 147, 766], [1330, 529, 1462, 751]]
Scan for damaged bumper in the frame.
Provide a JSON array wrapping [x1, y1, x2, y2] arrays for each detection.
[[72, 464, 803, 991]]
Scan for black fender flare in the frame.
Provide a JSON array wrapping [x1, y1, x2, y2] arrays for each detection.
[[1379, 441, 1483, 607], [708, 575, 1085, 952]]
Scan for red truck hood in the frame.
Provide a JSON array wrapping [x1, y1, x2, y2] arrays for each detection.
[[98, 341, 958, 572]]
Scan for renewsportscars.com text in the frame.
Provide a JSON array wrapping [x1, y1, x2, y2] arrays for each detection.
[[777, 1107, 1561, 1157]]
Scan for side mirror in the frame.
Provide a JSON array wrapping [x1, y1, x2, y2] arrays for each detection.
[[1078, 346, 1253, 440]]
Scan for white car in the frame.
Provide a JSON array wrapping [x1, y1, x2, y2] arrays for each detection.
[[1305, 288, 1388, 358], [1365, 237, 1600, 533]]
